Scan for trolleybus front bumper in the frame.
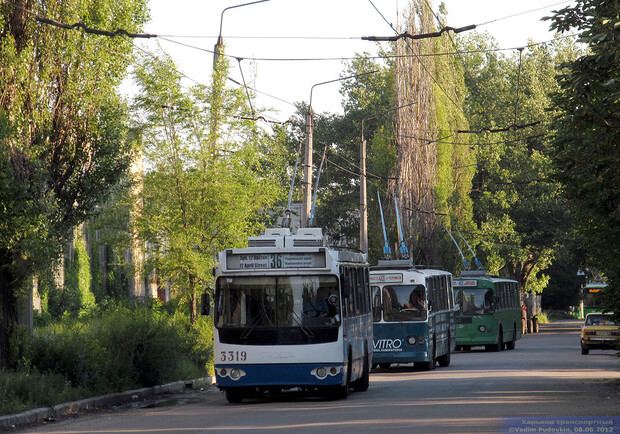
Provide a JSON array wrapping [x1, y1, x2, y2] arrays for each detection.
[[214, 362, 345, 389]]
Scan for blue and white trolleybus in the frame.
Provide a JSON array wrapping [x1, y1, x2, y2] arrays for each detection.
[[371, 260, 456, 370], [210, 227, 373, 403]]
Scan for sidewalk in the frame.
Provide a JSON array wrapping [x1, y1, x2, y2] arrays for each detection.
[[0, 377, 213, 431]]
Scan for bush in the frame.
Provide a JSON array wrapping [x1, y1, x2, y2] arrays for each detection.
[[0, 369, 85, 416], [4, 301, 213, 415], [30, 322, 111, 391], [27, 301, 212, 394]]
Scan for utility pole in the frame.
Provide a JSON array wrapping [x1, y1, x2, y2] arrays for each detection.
[[301, 70, 378, 228], [211, 1, 271, 146], [302, 106, 313, 228], [360, 122, 368, 253]]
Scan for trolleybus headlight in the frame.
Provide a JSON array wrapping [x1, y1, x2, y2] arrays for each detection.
[[478, 326, 486, 332], [407, 336, 417, 345], [311, 366, 341, 379], [230, 369, 241, 380], [219, 368, 227, 377]]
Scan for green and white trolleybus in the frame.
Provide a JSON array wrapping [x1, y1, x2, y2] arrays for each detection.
[[210, 227, 373, 403], [370, 260, 457, 370], [453, 270, 521, 351]]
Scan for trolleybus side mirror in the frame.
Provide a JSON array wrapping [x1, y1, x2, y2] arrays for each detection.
[[200, 291, 211, 316], [453, 303, 460, 312]]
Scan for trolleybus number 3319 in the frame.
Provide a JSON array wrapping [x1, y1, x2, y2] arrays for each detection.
[[220, 351, 248, 362]]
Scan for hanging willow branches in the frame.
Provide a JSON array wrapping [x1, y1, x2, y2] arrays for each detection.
[[393, 0, 438, 264]]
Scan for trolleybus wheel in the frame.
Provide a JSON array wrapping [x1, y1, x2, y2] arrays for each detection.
[[353, 351, 370, 392], [329, 352, 352, 399], [416, 338, 436, 371], [487, 328, 504, 352], [437, 336, 451, 367], [581, 346, 589, 355], [225, 388, 244, 404], [506, 325, 517, 350]]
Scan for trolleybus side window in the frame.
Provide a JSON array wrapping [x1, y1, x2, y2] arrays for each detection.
[[364, 268, 371, 314], [371, 285, 381, 322], [439, 276, 448, 311]]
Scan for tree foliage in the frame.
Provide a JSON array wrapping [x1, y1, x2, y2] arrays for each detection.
[[130, 50, 286, 321], [0, 0, 148, 368], [458, 32, 583, 292], [545, 0, 620, 312]]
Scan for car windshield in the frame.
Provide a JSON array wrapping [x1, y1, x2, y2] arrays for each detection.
[[374, 284, 427, 322], [215, 275, 340, 329], [585, 314, 618, 326]]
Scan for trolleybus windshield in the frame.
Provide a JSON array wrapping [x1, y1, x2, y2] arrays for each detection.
[[375, 284, 427, 322], [216, 275, 341, 329], [458, 288, 495, 315]]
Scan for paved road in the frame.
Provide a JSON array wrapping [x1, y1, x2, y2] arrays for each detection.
[[20, 321, 620, 433]]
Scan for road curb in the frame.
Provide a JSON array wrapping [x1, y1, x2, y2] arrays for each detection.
[[0, 377, 214, 431]]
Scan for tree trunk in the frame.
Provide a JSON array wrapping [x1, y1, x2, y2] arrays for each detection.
[[189, 274, 197, 324], [0, 252, 20, 369]]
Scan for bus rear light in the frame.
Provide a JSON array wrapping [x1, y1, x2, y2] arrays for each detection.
[[407, 336, 417, 345], [418, 336, 424, 344]]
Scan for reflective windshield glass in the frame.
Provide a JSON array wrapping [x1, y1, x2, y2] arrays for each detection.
[[584, 291, 600, 308], [381, 284, 427, 322], [215, 275, 340, 328], [461, 288, 495, 315]]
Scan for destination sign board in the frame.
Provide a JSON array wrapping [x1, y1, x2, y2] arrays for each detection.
[[453, 280, 477, 287], [226, 252, 326, 270], [369, 273, 403, 284]]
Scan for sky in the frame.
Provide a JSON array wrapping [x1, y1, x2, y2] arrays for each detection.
[[132, 0, 574, 122]]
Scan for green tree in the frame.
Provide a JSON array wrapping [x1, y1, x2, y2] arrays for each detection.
[[459, 33, 582, 293], [0, 0, 148, 368], [544, 0, 620, 313], [131, 50, 285, 322]]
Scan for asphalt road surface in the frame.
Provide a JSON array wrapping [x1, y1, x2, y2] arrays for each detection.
[[19, 320, 620, 433]]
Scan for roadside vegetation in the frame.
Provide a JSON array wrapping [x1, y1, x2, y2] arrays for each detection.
[[1, 300, 213, 416], [0, 0, 617, 418]]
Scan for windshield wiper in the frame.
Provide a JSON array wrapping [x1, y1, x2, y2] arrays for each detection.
[[291, 311, 315, 338], [240, 308, 269, 339]]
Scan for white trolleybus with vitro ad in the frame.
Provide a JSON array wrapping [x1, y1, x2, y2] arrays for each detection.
[[371, 260, 457, 370], [206, 227, 373, 403]]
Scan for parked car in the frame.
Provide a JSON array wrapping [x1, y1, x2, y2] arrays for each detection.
[[580, 312, 619, 355]]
